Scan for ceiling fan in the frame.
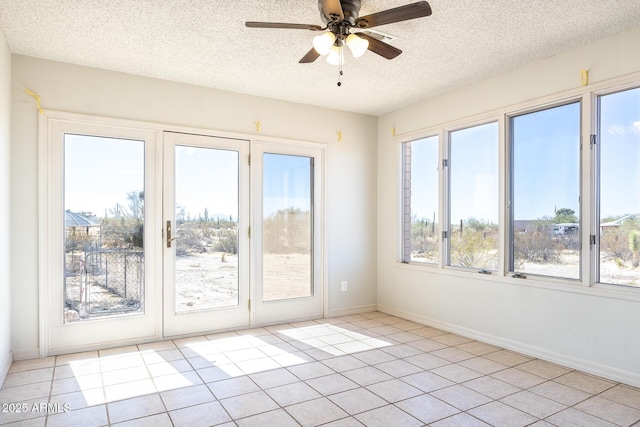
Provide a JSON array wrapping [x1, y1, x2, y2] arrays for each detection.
[[246, 0, 432, 67]]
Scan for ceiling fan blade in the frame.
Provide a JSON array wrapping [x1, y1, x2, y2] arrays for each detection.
[[299, 48, 321, 63], [357, 33, 402, 59], [355, 1, 432, 28], [319, 0, 344, 22], [245, 22, 323, 31]]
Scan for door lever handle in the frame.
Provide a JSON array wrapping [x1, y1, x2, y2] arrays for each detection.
[[166, 220, 177, 248]]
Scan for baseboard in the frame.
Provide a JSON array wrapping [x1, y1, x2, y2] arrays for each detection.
[[11, 348, 40, 361], [0, 350, 12, 388], [327, 304, 378, 318], [377, 304, 640, 389]]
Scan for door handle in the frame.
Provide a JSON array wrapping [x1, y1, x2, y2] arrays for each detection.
[[166, 220, 178, 248]]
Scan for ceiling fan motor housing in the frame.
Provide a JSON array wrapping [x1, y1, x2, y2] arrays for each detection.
[[319, 0, 362, 25]]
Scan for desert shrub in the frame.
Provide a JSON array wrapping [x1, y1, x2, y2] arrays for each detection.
[[215, 228, 238, 254]]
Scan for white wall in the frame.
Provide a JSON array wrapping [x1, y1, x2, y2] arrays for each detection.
[[378, 25, 640, 387], [11, 56, 378, 357], [0, 32, 12, 385]]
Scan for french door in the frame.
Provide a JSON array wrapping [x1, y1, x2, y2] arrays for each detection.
[[162, 132, 250, 336], [44, 119, 160, 354], [253, 141, 324, 325], [43, 113, 324, 354]]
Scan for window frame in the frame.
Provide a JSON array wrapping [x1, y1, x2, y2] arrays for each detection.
[[506, 97, 584, 282], [395, 72, 640, 298]]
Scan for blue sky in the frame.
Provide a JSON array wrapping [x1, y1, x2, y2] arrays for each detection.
[[65, 139, 311, 220], [409, 90, 640, 223]]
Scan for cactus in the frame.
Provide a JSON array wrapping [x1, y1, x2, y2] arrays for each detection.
[[628, 230, 640, 268]]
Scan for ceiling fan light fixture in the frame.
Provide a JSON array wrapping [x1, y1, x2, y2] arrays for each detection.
[[326, 45, 345, 66], [346, 33, 369, 58], [312, 31, 336, 55]]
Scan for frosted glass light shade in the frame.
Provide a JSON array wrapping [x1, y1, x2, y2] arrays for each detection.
[[326, 45, 345, 66], [313, 32, 336, 55], [346, 33, 369, 58]]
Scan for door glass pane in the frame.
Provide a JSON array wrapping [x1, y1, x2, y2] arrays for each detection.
[[598, 87, 640, 287], [449, 122, 499, 270], [511, 102, 581, 279], [263, 153, 313, 301], [403, 136, 439, 264], [174, 146, 239, 311], [64, 134, 144, 322]]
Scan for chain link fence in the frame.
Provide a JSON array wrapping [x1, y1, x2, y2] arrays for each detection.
[[65, 247, 143, 321]]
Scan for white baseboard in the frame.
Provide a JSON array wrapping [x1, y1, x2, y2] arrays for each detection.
[[11, 348, 42, 361], [378, 304, 640, 389], [0, 350, 12, 388], [327, 304, 378, 318]]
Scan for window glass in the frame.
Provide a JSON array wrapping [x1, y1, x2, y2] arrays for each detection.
[[449, 122, 499, 270], [510, 102, 581, 279], [598, 87, 640, 287], [402, 136, 439, 264], [64, 134, 145, 321]]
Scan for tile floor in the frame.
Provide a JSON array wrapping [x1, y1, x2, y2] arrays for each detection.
[[1, 312, 640, 426]]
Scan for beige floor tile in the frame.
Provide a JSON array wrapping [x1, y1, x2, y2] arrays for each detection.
[[2, 367, 54, 388], [288, 360, 335, 380], [431, 333, 474, 346], [410, 327, 448, 338], [546, 407, 617, 427], [454, 341, 501, 356], [152, 369, 203, 392], [407, 338, 448, 352], [207, 375, 259, 399], [146, 358, 193, 377], [140, 349, 184, 365], [355, 404, 422, 427], [159, 384, 214, 411], [574, 396, 640, 426], [265, 381, 321, 406], [102, 366, 150, 387], [168, 401, 231, 427], [374, 359, 423, 377], [554, 371, 617, 394], [499, 390, 566, 418], [401, 370, 455, 392], [467, 401, 538, 427], [137, 340, 177, 352], [8, 357, 55, 374], [333, 340, 375, 354], [365, 378, 423, 402], [236, 356, 281, 374], [285, 397, 349, 426], [306, 373, 360, 395], [321, 355, 367, 372], [46, 404, 108, 427], [0, 381, 53, 402], [0, 398, 48, 425], [529, 380, 592, 406], [396, 394, 460, 424], [107, 393, 165, 424], [385, 331, 423, 343], [51, 373, 102, 395], [1, 416, 47, 427], [430, 412, 491, 427], [304, 345, 347, 360], [516, 359, 571, 379], [195, 363, 243, 383], [367, 325, 404, 336], [459, 356, 508, 375], [490, 367, 546, 388], [352, 349, 396, 365], [482, 350, 532, 367], [219, 390, 278, 419], [111, 412, 173, 427], [463, 376, 521, 399], [235, 408, 299, 427], [431, 384, 493, 410], [100, 354, 144, 373], [342, 366, 393, 386], [404, 353, 450, 370], [49, 387, 106, 410], [249, 367, 299, 389], [104, 378, 156, 403], [431, 347, 476, 363], [99, 346, 140, 358], [431, 364, 484, 383], [329, 387, 387, 414], [271, 351, 314, 368], [600, 384, 640, 410], [55, 351, 99, 366]]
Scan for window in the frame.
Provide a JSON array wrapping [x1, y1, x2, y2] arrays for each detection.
[[598, 87, 640, 287], [402, 136, 439, 264], [510, 102, 581, 279], [448, 122, 499, 271]]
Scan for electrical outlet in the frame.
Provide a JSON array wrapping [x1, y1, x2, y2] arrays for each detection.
[[341, 281, 348, 292]]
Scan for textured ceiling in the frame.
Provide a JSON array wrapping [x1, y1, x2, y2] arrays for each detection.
[[1, 1, 640, 116]]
